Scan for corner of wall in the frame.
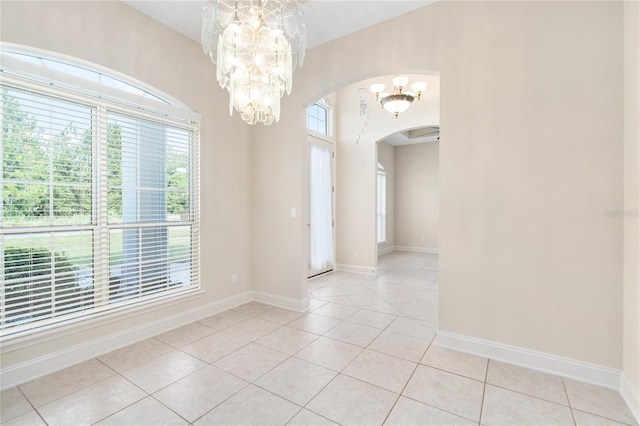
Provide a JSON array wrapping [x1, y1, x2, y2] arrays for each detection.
[[623, 0, 640, 422]]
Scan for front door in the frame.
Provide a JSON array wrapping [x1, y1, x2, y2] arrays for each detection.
[[308, 136, 334, 278]]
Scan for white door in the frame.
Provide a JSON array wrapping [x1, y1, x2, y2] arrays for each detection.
[[308, 136, 335, 278]]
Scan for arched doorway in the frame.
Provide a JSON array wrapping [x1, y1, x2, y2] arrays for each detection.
[[327, 74, 440, 275]]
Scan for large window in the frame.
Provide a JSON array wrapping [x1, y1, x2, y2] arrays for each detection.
[[0, 47, 200, 338]]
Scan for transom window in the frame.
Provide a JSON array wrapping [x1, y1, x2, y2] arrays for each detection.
[[0, 46, 201, 338], [307, 99, 329, 135]]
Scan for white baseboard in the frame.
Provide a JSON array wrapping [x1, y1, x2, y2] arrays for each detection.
[[0, 290, 306, 390], [435, 331, 621, 390], [253, 291, 309, 312], [336, 263, 376, 275], [393, 246, 439, 254], [378, 245, 395, 256], [621, 371, 640, 424]]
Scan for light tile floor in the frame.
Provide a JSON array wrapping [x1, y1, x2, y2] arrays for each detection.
[[2, 252, 637, 426]]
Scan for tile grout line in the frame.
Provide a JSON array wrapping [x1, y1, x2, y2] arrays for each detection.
[[561, 377, 578, 426], [483, 382, 575, 409], [148, 393, 193, 425], [23, 363, 124, 425], [380, 333, 437, 425], [15, 383, 47, 426], [399, 393, 482, 424], [83, 371, 150, 425], [477, 358, 490, 426], [188, 380, 253, 425], [380, 333, 483, 425], [561, 377, 636, 426], [17, 357, 118, 412]]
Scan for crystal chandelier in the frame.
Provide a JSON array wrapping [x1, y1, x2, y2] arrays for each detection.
[[369, 76, 428, 118], [201, 0, 306, 125]]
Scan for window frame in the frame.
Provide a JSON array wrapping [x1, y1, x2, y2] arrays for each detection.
[[306, 97, 332, 137], [0, 45, 202, 341]]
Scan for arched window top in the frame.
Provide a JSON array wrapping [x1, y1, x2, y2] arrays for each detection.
[[0, 44, 200, 123], [316, 96, 330, 108], [0, 43, 201, 339]]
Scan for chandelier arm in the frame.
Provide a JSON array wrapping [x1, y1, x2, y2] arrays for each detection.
[[370, 76, 427, 117]]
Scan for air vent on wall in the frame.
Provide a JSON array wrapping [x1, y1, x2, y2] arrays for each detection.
[[402, 126, 439, 140]]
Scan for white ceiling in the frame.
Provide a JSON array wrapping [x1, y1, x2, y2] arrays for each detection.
[[121, 0, 436, 49]]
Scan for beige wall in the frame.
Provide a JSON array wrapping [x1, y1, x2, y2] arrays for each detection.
[[437, 1, 623, 368], [623, 0, 640, 412], [377, 141, 395, 252], [395, 142, 439, 250], [0, 1, 254, 368], [253, 1, 625, 370]]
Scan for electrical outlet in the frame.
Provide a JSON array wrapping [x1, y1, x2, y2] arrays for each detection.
[[354, 250, 359, 258], [232, 274, 238, 284]]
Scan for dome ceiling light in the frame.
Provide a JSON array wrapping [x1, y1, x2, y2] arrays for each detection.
[[370, 76, 427, 118]]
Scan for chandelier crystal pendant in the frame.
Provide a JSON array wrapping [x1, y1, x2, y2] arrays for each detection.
[[370, 76, 427, 118], [202, 0, 307, 125]]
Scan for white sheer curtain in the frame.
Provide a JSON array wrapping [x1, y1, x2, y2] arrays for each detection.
[[310, 144, 334, 271]]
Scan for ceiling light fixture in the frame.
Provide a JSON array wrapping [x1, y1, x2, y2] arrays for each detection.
[[370, 76, 427, 118], [201, 0, 306, 125]]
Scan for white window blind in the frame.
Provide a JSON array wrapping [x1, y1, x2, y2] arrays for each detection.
[[0, 47, 200, 339]]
